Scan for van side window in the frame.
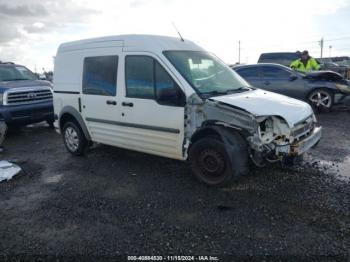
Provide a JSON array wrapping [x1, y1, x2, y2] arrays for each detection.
[[83, 56, 118, 96], [125, 56, 154, 99], [125, 55, 185, 106]]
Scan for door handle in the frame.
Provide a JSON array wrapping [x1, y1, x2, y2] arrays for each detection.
[[106, 100, 117, 105], [264, 81, 270, 85], [122, 102, 134, 107]]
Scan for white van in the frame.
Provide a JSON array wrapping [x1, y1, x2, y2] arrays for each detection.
[[53, 35, 321, 186]]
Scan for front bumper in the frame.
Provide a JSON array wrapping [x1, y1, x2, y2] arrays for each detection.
[[0, 101, 54, 126], [290, 126, 322, 155]]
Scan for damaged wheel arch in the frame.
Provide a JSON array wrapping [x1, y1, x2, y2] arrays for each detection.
[[188, 125, 250, 185]]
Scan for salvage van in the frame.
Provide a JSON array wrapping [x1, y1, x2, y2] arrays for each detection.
[[53, 35, 322, 186]]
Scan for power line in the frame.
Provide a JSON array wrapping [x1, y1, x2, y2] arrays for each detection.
[[331, 47, 350, 51], [242, 35, 350, 50], [324, 36, 350, 42]]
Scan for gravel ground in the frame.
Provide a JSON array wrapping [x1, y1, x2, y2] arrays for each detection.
[[0, 110, 349, 261]]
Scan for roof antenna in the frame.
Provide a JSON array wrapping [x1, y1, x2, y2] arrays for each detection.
[[172, 22, 184, 42]]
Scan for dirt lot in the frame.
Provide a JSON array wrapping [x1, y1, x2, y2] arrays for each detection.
[[0, 110, 350, 261]]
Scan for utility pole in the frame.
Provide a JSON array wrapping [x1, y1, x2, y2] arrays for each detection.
[[319, 37, 324, 58], [329, 45, 332, 57], [238, 40, 241, 64]]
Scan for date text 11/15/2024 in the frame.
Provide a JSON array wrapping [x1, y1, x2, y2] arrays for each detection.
[[127, 256, 219, 261]]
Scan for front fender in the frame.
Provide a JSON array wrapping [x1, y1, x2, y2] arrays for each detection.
[[190, 125, 250, 177]]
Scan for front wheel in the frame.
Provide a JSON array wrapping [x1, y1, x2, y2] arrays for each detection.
[[62, 121, 87, 156], [308, 89, 334, 112], [189, 137, 235, 186]]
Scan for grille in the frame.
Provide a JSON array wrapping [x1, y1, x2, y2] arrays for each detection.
[[5, 88, 53, 105], [293, 122, 313, 137], [292, 117, 314, 139]]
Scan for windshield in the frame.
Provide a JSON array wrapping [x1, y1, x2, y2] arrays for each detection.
[[163, 51, 251, 97], [0, 66, 37, 81]]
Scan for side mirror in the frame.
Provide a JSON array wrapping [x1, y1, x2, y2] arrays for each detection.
[[289, 75, 298, 81], [157, 86, 186, 107]]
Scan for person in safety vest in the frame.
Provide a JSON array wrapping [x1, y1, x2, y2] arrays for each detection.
[[290, 50, 320, 73]]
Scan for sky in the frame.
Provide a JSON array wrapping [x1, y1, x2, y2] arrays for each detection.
[[0, 0, 350, 72]]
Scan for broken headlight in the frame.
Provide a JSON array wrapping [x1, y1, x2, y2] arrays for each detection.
[[257, 116, 292, 145], [258, 117, 276, 144]]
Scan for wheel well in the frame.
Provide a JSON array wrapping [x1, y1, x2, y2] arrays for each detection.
[[188, 125, 250, 179], [188, 125, 249, 152], [190, 127, 222, 145], [307, 87, 334, 98], [59, 113, 79, 132]]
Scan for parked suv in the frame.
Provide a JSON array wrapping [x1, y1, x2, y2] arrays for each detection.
[[54, 35, 321, 186], [258, 52, 300, 67], [0, 62, 54, 127]]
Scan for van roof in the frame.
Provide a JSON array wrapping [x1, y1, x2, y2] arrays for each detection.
[[57, 34, 204, 54]]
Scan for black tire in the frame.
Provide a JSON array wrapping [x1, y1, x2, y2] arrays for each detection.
[[6, 124, 22, 134], [62, 121, 87, 156], [189, 136, 248, 186], [307, 88, 334, 112], [47, 119, 54, 128]]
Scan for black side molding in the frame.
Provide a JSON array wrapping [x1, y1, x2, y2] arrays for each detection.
[[59, 106, 91, 140], [54, 91, 80, 94], [85, 117, 180, 134]]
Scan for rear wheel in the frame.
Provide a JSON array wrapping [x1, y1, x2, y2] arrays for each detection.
[[308, 89, 334, 111], [189, 136, 248, 186], [62, 121, 87, 156]]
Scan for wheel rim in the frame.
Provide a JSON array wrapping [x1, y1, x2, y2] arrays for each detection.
[[309, 90, 332, 108], [65, 127, 79, 152], [197, 148, 226, 181]]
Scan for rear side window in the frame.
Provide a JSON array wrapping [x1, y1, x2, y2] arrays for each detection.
[[261, 66, 291, 79], [236, 67, 259, 78], [83, 56, 118, 96]]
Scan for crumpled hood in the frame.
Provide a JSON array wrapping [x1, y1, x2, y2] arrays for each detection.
[[210, 89, 313, 127], [305, 70, 344, 82]]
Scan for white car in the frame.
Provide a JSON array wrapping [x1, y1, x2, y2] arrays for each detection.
[[53, 35, 321, 186]]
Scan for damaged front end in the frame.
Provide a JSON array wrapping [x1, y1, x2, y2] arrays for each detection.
[[251, 114, 321, 166], [184, 94, 321, 167]]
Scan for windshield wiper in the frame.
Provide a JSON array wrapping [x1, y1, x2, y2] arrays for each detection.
[[202, 90, 229, 97], [2, 78, 30, 81], [224, 86, 252, 94], [235, 86, 252, 91], [202, 86, 253, 98]]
